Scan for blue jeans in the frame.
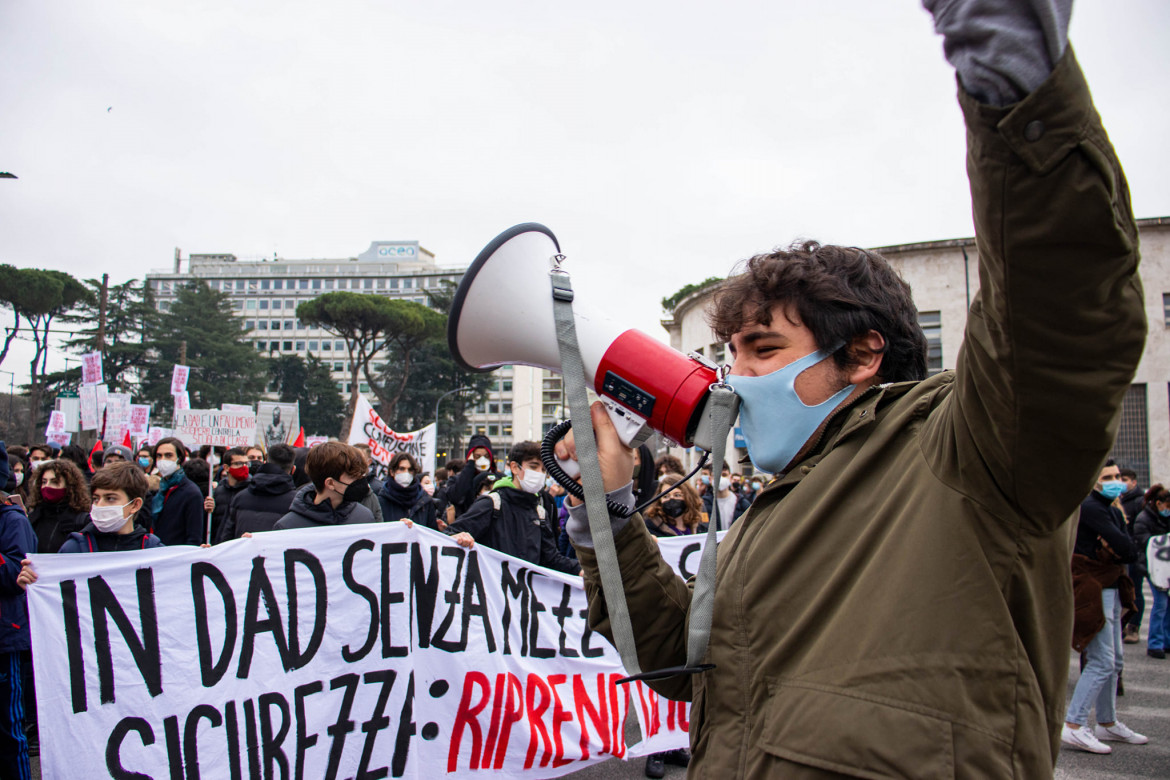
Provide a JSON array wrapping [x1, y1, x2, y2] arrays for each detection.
[[1066, 588, 1122, 726], [1148, 582, 1169, 652]]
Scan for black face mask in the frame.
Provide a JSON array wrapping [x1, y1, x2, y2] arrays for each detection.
[[662, 499, 687, 518], [340, 476, 370, 502]]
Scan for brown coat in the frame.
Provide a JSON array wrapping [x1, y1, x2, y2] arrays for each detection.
[[576, 49, 1145, 779], [1070, 554, 1136, 652]]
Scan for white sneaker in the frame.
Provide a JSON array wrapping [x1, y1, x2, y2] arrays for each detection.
[[1062, 724, 1112, 754], [1095, 721, 1149, 745]]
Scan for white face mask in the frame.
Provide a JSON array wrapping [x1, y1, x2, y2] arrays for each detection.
[[208, 454, 220, 466], [719, 476, 731, 492], [156, 459, 180, 478], [394, 471, 414, 488], [475, 456, 490, 471], [13, 473, 22, 487], [422, 481, 435, 496], [518, 468, 546, 494], [91, 503, 130, 533]]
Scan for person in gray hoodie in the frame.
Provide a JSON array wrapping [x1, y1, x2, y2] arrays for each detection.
[[274, 442, 376, 530]]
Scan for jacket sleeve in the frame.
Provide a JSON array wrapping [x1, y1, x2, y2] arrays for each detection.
[[922, 49, 1146, 534], [574, 514, 695, 701], [181, 485, 207, 546], [539, 522, 581, 575], [445, 495, 494, 540], [444, 465, 479, 516], [1080, 504, 1138, 563], [0, 505, 37, 596], [217, 495, 239, 544]]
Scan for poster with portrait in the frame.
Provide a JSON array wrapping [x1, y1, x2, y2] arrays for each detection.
[[256, 401, 299, 447]]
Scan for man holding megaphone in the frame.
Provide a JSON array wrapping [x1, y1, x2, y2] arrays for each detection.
[[543, 2, 1148, 777]]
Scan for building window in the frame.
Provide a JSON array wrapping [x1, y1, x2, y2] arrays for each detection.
[[403, 278, 413, 289], [271, 320, 281, 329], [272, 300, 282, 310], [324, 279, 334, 290], [502, 424, 512, 437], [1163, 293, 1170, 327], [296, 341, 305, 351], [333, 362, 344, 372], [502, 380, 512, 393], [335, 340, 344, 351], [299, 280, 309, 290], [233, 301, 244, 310], [364, 279, 374, 289], [248, 280, 258, 291], [918, 311, 943, 374], [261, 280, 270, 290], [273, 280, 283, 290], [246, 299, 257, 309], [235, 280, 245, 291], [259, 321, 268, 330], [258, 300, 268, 310], [377, 280, 386, 289], [296, 319, 304, 330], [256, 341, 266, 350], [244, 320, 255, 330], [488, 403, 499, 414], [502, 402, 512, 414], [308, 341, 318, 351], [337, 382, 346, 391], [359, 383, 369, 393], [283, 341, 293, 351], [390, 279, 399, 289], [284, 320, 295, 330], [159, 301, 170, 311], [1110, 383, 1149, 486], [312, 280, 321, 290], [488, 424, 499, 436]]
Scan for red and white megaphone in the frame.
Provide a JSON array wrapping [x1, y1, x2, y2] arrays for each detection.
[[448, 223, 722, 451]]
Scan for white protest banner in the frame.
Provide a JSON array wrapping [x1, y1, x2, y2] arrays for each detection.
[[128, 404, 151, 437], [257, 401, 299, 447], [221, 403, 254, 414], [95, 383, 109, 424], [173, 391, 190, 412], [81, 351, 103, 385], [175, 409, 258, 448], [147, 427, 170, 446], [347, 396, 436, 480], [45, 410, 66, 436], [80, 385, 99, 430], [171, 364, 190, 395], [28, 524, 674, 779]]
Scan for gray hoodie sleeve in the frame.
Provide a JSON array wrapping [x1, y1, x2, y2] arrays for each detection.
[[923, 0, 1072, 106]]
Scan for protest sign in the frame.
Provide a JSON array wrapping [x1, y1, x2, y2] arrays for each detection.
[[128, 404, 151, 437], [305, 435, 330, 448], [45, 410, 66, 436], [257, 402, 299, 447], [222, 403, 254, 414], [347, 396, 436, 479], [171, 364, 190, 395], [173, 391, 190, 412], [26, 524, 714, 778], [56, 397, 81, 433], [105, 393, 133, 444], [45, 431, 72, 448], [80, 385, 99, 430], [175, 409, 258, 448], [147, 427, 170, 446], [95, 383, 109, 424], [81, 351, 103, 385]]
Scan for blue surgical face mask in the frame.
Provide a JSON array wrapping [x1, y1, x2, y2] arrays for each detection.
[[726, 348, 855, 475], [1159, 507, 1170, 518], [138, 457, 151, 469], [1098, 480, 1125, 500]]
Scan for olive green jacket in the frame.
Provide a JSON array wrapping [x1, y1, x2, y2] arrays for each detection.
[[576, 49, 1145, 779]]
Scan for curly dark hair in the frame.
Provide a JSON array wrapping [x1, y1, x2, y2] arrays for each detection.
[[644, 473, 705, 533], [28, 459, 92, 513], [708, 241, 927, 383]]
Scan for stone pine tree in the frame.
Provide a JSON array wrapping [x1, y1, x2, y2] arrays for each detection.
[[141, 281, 268, 413], [0, 265, 92, 440], [268, 354, 345, 438], [296, 292, 444, 430]]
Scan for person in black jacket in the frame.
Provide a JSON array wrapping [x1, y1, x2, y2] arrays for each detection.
[[1118, 467, 1145, 643], [147, 438, 206, 546], [443, 434, 495, 519], [378, 452, 438, 529], [1133, 484, 1170, 659], [26, 458, 91, 554], [1062, 462, 1147, 753], [0, 443, 36, 779], [274, 442, 376, 530], [206, 447, 251, 541], [447, 441, 580, 575], [218, 444, 298, 541]]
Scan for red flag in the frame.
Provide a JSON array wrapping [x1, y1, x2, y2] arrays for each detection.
[[87, 439, 104, 472], [122, 430, 133, 449], [292, 427, 305, 447]]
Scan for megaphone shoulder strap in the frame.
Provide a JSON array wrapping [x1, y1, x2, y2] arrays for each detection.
[[549, 270, 643, 677]]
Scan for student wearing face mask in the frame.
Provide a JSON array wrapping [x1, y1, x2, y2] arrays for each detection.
[[217, 444, 299, 541], [147, 438, 206, 547], [443, 434, 495, 519], [447, 442, 580, 575], [0, 443, 36, 780], [26, 459, 91, 554], [645, 475, 707, 538], [699, 464, 751, 531], [274, 442, 376, 530], [205, 447, 251, 540], [377, 453, 438, 529]]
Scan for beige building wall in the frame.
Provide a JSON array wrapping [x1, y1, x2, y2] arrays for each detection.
[[663, 217, 1170, 483]]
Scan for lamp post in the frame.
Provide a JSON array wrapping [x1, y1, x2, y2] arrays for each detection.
[[434, 386, 473, 459]]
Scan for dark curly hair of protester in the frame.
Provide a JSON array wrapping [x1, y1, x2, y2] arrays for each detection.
[[708, 241, 928, 383], [27, 458, 92, 512]]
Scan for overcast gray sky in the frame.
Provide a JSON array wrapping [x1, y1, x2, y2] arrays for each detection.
[[2, 0, 1167, 378]]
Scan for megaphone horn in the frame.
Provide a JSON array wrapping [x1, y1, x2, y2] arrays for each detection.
[[448, 223, 719, 448]]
